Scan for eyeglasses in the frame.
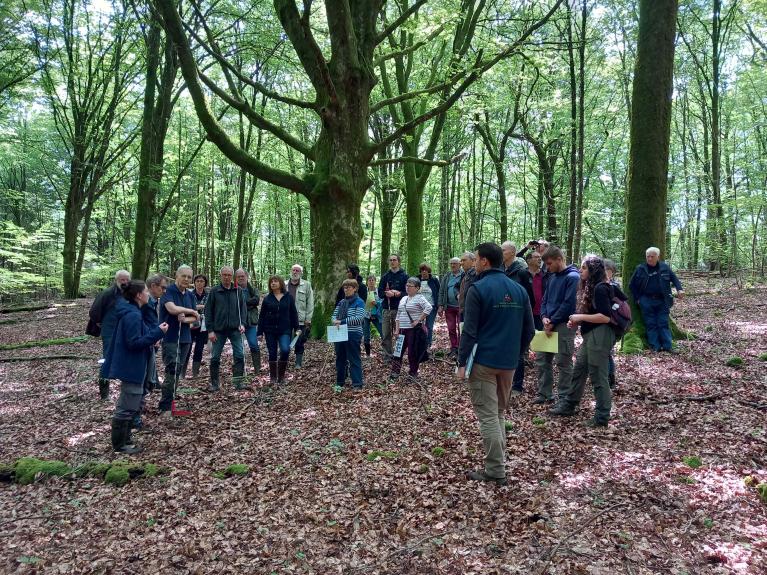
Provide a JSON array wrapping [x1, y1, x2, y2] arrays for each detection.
[[389, 258, 398, 262], [343, 286, 355, 290]]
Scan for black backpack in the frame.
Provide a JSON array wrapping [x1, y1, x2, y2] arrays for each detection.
[[609, 285, 632, 338]]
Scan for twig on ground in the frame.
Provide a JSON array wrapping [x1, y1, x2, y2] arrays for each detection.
[[649, 393, 723, 404], [738, 400, 767, 411], [0, 355, 93, 363]]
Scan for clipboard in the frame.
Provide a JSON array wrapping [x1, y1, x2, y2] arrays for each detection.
[[326, 324, 348, 343], [530, 330, 559, 354]]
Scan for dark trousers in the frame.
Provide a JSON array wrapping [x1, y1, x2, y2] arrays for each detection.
[[265, 332, 291, 362], [294, 324, 309, 355], [334, 332, 363, 387], [115, 381, 143, 421], [191, 328, 207, 362], [160, 341, 191, 411], [391, 328, 422, 377]]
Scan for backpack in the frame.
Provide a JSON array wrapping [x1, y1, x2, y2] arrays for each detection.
[[609, 285, 632, 338]]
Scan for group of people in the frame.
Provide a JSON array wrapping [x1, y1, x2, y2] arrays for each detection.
[[90, 243, 684, 486]]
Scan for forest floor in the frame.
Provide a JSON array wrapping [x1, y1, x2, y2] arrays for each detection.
[[1, 276, 766, 574]]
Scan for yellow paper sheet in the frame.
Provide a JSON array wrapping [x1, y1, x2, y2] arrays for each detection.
[[530, 330, 558, 354]]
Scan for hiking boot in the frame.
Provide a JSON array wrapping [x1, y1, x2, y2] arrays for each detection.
[[251, 350, 261, 374], [232, 357, 249, 390], [295, 354, 303, 369], [209, 359, 220, 392], [466, 469, 507, 486], [192, 361, 201, 377], [531, 396, 551, 405], [364, 342, 371, 357], [98, 378, 110, 400], [548, 403, 575, 416], [583, 418, 608, 428], [268, 361, 278, 385], [277, 360, 288, 384]]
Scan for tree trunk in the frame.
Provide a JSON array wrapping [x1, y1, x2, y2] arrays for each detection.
[[622, 0, 678, 348]]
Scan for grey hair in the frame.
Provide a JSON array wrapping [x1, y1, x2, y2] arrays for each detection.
[[146, 274, 165, 287], [645, 246, 661, 257], [291, 264, 303, 272], [449, 257, 461, 264], [500, 240, 517, 254], [176, 265, 192, 275], [462, 251, 477, 261], [406, 276, 421, 289], [235, 268, 248, 277], [220, 265, 234, 274], [115, 269, 130, 280]]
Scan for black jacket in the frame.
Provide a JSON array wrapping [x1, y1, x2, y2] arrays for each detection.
[[257, 293, 299, 335], [504, 260, 535, 308], [204, 283, 248, 332], [377, 269, 410, 310], [336, 275, 368, 305]]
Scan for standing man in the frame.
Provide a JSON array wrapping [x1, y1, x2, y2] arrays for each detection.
[[438, 257, 464, 358], [502, 241, 535, 396], [158, 266, 199, 417], [457, 242, 534, 486], [235, 268, 261, 374], [534, 246, 579, 405], [89, 269, 131, 400], [377, 254, 409, 361], [288, 264, 314, 368], [205, 266, 248, 391], [457, 251, 479, 319], [628, 247, 684, 352], [144, 274, 167, 392]]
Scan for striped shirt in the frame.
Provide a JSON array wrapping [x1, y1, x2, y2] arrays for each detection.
[[331, 297, 367, 336], [396, 295, 432, 329]]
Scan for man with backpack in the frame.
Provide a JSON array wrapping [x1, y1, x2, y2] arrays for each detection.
[[88, 269, 131, 400]]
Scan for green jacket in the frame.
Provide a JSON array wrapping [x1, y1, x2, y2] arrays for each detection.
[[289, 279, 314, 323], [241, 283, 260, 326], [204, 283, 248, 332]]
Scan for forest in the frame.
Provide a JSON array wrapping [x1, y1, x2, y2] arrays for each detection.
[[1, 1, 767, 573]]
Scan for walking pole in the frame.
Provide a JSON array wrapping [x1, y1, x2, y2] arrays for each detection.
[[171, 316, 192, 417]]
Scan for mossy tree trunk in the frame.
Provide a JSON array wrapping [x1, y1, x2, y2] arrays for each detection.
[[622, 0, 678, 347]]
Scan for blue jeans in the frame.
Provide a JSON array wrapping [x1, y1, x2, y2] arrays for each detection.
[[639, 297, 672, 351], [425, 306, 438, 350], [335, 332, 363, 387], [210, 329, 245, 361], [243, 326, 259, 351], [265, 332, 291, 362]]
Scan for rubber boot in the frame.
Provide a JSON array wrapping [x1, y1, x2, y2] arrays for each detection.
[[98, 378, 110, 400], [295, 354, 303, 369], [277, 360, 288, 384], [111, 418, 142, 454], [364, 342, 371, 357], [208, 359, 220, 392], [251, 350, 261, 374], [233, 357, 249, 390], [192, 361, 201, 377], [608, 372, 616, 390], [268, 361, 278, 385]]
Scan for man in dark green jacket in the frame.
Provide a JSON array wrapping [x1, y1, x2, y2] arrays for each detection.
[[204, 266, 248, 391]]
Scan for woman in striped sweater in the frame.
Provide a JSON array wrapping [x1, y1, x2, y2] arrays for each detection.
[[331, 278, 368, 390], [390, 277, 433, 381]]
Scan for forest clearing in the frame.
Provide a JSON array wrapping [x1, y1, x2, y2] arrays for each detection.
[[1, 275, 766, 574]]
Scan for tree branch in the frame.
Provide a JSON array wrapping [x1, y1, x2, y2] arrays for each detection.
[[370, 154, 464, 167], [376, 0, 428, 45]]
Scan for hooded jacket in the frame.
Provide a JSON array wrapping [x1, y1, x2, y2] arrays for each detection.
[[540, 264, 580, 327], [104, 299, 164, 384]]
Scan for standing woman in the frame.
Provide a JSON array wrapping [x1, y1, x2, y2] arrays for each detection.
[[104, 281, 168, 453], [236, 269, 261, 374], [363, 274, 382, 358], [417, 263, 440, 355], [258, 275, 299, 385], [389, 277, 433, 382], [549, 256, 615, 427], [331, 279, 367, 389], [190, 274, 209, 377]]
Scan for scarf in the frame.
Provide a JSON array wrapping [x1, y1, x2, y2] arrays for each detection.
[[336, 294, 357, 322]]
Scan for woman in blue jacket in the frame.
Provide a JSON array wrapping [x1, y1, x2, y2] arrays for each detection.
[[103, 281, 167, 453]]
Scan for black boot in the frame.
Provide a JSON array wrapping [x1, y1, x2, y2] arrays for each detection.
[[208, 359, 220, 392], [251, 350, 261, 374], [268, 361, 278, 385], [364, 342, 371, 357], [111, 418, 142, 454], [233, 357, 249, 390], [98, 378, 110, 400], [277, 360, 288, 384], [192, 361, 201, 377], [608, 372, 616, 389]]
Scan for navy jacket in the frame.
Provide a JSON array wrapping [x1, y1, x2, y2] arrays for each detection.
[[504, 259, 535, 306], [377, 268, 409, 310], [540, 264, 580, 327], [629, 261, 682, 307], [104, 299, 164, 384], [458, 268, 534, 370], [257, 293, 299, 336]]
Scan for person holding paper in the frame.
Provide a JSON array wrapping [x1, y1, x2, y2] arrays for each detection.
[[534, 246, 579, 405], [457, 242, 534, 486], [549, 255, 615, 427], [389, 278, 433, 382], [331, 279, 367, 390], [258, 276, 300, 385]]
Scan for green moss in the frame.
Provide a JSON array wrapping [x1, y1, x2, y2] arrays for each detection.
[[431, 447, 445, 457], [74, 461, 112, 478], [726, 356, 744, 368], [758, 353, 767, 361], [365, 450, 398, 461], [532, 416, 546, 426], [0, 335, 89, 351], [504, 421, 513, 431], [14, 457, 71, 485], [682, 455, 703, 469], [757, 483, 767, 503], [620, 331, 644, 355], [143, 464, 159, 477], [0, 463, 15, 482], [224, 464, 249, 477], [104, 464, 130, 486]]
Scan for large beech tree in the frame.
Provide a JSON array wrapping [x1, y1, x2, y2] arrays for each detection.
[[155, 0, 563, 332]]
